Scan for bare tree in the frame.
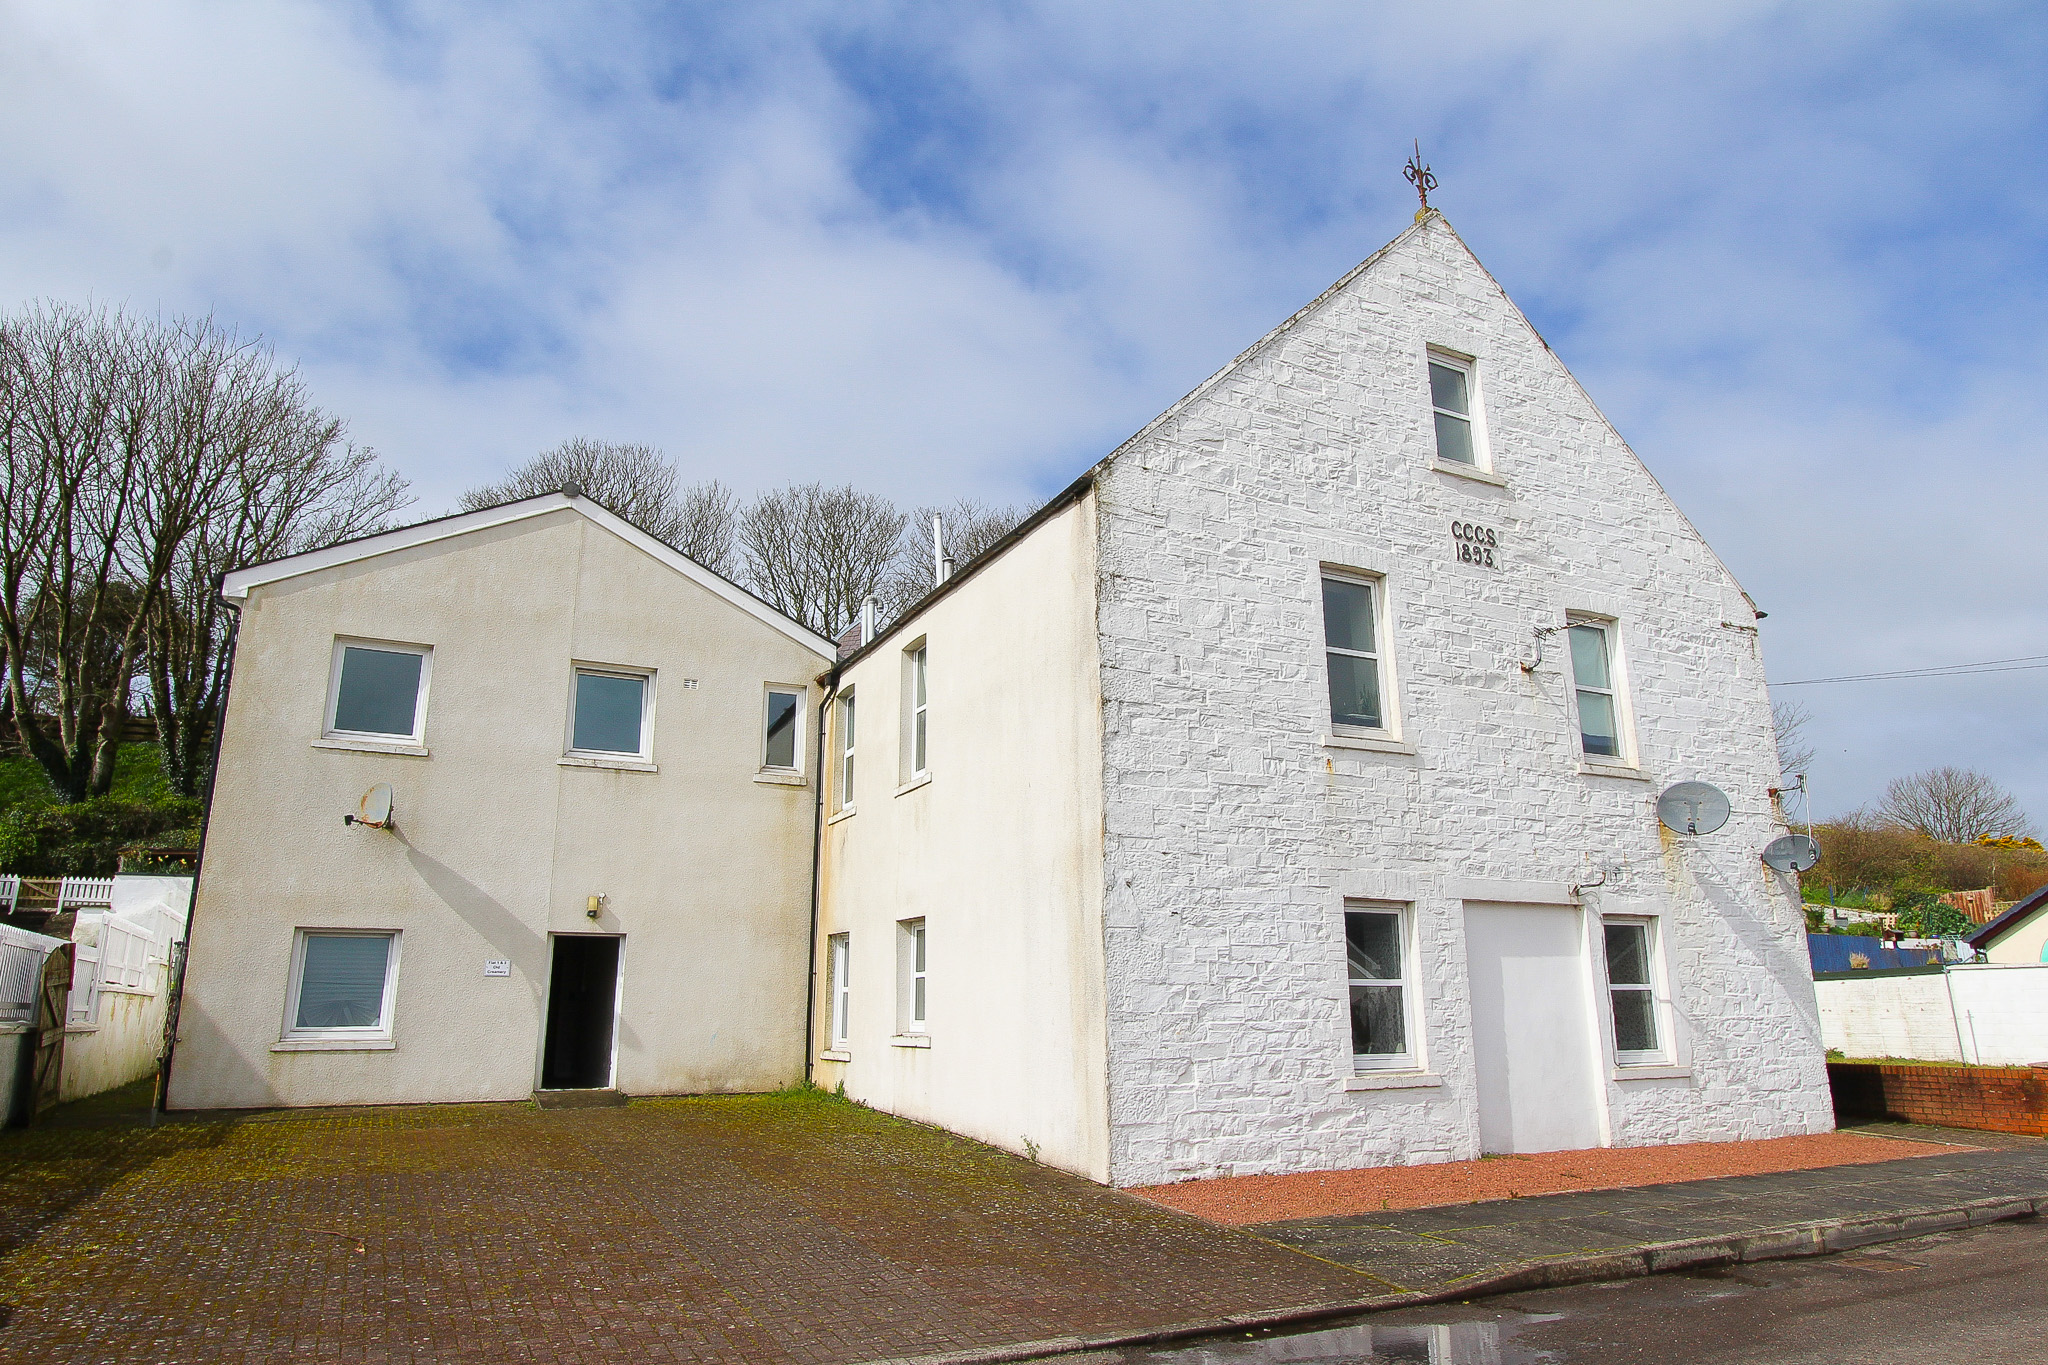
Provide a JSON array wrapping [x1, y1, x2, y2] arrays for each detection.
[[881, 498, 1030, 616], [1877, 767, 2036, 844], [0, 302, 410, 801], [140, 317, 409, 794], [671, 480, 739, 579], [461, 439, 740, 577], [1772, 699, 1815, 779], [0, 303, 145, 801], [738, 483, 906, 636]]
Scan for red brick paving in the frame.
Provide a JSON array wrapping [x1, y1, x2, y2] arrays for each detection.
[[0, 1089, 1375, 1363], [1130, 1130, 1970, 1226]]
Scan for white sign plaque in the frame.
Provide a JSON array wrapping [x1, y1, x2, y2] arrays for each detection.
[[483, 959, 511, 977]]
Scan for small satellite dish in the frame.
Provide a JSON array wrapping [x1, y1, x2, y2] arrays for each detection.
[[1762, 834, 1821, 873], [1657, 781, 1731, 837], [346, 783, 394, 830]]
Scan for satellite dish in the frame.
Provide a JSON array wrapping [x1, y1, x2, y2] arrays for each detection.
[[1657, 781, 1730, 837], [1762, 834, 1821, 873], [346, 783, 394, 830]]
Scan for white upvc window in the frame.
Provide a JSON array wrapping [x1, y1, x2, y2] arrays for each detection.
[[896, 918, 927, 1033], [1345, 904, 1418, 1071], [1426, 350, 1484, 468], [1566, 617, 1628, 761], [1321, 571, 1390, 734], [906, 643, 929, 779], [827, 932, 851, 1046], [282, 929, 400, 1043], [567, 664, 655, 761], [1601, 917, 1667, 1064], [835, 691, 857, 811], [324, 639, 432, 744], [762, 685, 804, 772]]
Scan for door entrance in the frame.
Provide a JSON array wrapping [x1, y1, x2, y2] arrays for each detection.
[[541, 935, 621, 1091], [1463, 904, 1603, 1154]]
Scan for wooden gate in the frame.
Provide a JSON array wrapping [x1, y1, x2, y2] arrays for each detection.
[[30, 943, 72, 1120]]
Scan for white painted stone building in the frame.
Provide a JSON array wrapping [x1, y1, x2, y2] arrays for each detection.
[[815, 212, 1832, 1186], [172, 211, 1831, 1187]]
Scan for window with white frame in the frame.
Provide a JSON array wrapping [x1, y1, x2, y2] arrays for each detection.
[[1427, 352, 1480, 466], [1602, 918, 1662, 1061], [325, 639, 431, 743], [897, 918, 927, 1033], [827, 932, 851, 1046], [1321, 573, 1387, 732], [763, 686, 803, 771], [569, 665, 654, 759], [283, 930, 400, 1042], [836, 691, 856, 810], [1567, 620, 1624, 759], [1345, 905, 1415, 1070], [905, 643, 929, 779]]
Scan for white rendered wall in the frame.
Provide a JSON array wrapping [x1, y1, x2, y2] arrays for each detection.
[[1092, 214, 1832, 1186], [1815, 973, 1965, 1062], [170, 510, 827, 1110], [1948, 965, 2048, 1065], [815, 495, 1110, 1181]]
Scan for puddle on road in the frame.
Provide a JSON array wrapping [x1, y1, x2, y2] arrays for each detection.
[[1113, 1313, 1560, 1364]]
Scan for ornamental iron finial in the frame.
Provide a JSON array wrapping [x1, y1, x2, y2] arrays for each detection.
[[1403, 140, 1437, 219]]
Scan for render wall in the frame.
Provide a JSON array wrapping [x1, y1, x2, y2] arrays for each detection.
[[815, 494, 1109, 1180], [169, 510, 826, 1109], [1814, 972, 1965, 1062], [1092, 215, 1832, 1186]]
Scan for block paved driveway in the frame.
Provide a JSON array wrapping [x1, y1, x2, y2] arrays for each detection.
[[0, 1088, 1376, 1364]]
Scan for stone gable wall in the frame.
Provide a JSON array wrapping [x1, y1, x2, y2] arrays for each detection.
[[1093, 216, 1833, 1187]]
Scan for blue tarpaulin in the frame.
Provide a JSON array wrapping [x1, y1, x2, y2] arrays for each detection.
[[1806, 934, 1944, 974]]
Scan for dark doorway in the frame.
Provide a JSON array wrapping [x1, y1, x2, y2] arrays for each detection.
[[541, 935, 621, 1090]]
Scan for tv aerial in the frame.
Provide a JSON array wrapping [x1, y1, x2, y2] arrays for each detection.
[[1656, 781, 1730, 837], [1762, 834, 1821, 873], [344, 783, 394, 830]]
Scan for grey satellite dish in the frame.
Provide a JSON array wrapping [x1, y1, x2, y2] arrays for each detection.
[[1657, 781, 1730, 836], [1762, 834, 1821, 873], [345, 782, 394, 830]]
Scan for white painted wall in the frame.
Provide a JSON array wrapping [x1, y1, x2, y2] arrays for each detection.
[[1816, 965, 2048, 1065], [1949, 966, 2048, 1065], [1093, 213, 1832, 1186], [816, 494, 1110, 1181], [1815, 971, 1964, 1062], [170, 507, 828, 1110]]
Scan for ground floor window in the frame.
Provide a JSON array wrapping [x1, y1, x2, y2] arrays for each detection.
[[1602, 918, 1662, 1061], [1345, 904, 1415, 1070], [897, 918, 926, 1033], [827, 933, 851, 1047], [284, 930, 399, 1042]]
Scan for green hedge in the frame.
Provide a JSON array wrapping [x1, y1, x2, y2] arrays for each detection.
[[0, 798, 202, 877]]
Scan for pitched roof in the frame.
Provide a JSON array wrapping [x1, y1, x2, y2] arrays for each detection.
[[219, 491, 835, 659], [1966, 883, 2048, 950]]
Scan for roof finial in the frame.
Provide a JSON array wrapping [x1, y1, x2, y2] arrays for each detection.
[[1403, 140, 1438, 222]]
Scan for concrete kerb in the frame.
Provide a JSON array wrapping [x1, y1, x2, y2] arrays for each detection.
[[868, 1192, 2047, 1365]]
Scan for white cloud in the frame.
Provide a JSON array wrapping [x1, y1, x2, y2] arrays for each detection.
[[1, 0, 2042, 818]]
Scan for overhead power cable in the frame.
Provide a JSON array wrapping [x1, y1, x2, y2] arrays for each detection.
[[1774, 653, 2048, 687]]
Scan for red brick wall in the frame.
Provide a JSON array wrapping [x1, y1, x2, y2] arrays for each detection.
[[1829, 1061, 2048, 1136]]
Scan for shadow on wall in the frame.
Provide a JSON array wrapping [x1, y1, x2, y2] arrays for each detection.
[[396, 832, 547, 1001]]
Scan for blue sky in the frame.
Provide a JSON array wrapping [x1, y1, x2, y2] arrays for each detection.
[[3, 2, 2044, 825]]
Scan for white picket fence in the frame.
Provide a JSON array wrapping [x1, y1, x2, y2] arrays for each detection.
[[57, 877, 115, 911], [62, 878, 191, 1028], [0, 875, 18, 915]]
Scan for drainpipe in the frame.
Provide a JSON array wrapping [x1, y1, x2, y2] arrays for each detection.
[[152, 593, 240, 1122], [802, 672, 838, 1086]]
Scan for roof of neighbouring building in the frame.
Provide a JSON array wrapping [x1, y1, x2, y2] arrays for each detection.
[[1966, 883, 2048, 950]]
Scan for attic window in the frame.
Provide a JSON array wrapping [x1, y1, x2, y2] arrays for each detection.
[[1427, 352, 1480, 467]]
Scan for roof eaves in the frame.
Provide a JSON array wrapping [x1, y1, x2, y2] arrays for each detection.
[[1966, 883, 2048, 949]]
